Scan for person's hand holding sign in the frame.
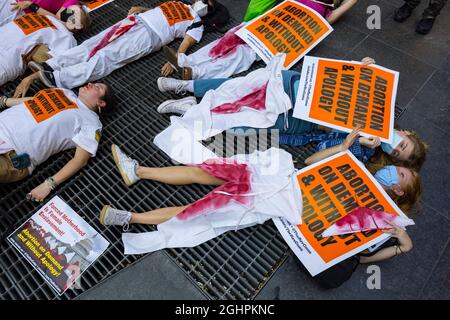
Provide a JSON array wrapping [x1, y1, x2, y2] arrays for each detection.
[[340, 125, 362, 152], [359, 136, 381, 149], [361, 57, 376, 66], [382, 220, 413, 254]]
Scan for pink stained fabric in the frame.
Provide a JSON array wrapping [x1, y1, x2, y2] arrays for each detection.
[[22, 0, 81, 14], [208, 26, 247, 60], [211, 82, 268, 114], [176, 159, 253, 221], [294, 0, 333, 19], [88, 16, 137, 59]]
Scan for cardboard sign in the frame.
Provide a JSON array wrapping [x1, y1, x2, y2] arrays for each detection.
[[236, 0, 333, 69], [273, 151, 407, 276], [7, 196, 109, 295], [159, 1, 194, 26], [294, 56, 399, 143], [25, 89, 78, 123], [14, 13, 56, 35], [83, 0, 114, 12]]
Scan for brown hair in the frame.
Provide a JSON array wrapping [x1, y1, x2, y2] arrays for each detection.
[[366, 130, 428, 173], [70, 7, 91, 34], [384, 169, 422, 215]]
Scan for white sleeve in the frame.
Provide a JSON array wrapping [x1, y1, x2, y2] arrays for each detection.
[[72, 125, 102, 157], [186, 24, 204, 42]]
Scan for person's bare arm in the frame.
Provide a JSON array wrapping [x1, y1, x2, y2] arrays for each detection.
[[14, 72, 40, 98], [28, 146, 92, 201], [326, 0, 358, 25], [161, 35, 198, 76], [359, 221, 413, 263], [305, 125, 361, 166], [3, 96, 34, 108]]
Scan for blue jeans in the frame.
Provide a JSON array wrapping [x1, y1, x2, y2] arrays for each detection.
[[192, 70, 318, 135]]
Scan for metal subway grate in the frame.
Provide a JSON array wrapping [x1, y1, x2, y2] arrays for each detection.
[[0, 0, 407, 300]]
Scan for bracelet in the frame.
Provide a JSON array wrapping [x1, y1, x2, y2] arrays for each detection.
[[29, 3, 40, 13], [0, 96, 7, 109], [45, 177, 57, 190]]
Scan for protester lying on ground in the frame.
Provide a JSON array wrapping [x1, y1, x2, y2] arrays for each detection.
[[0, 12, 77, 86], [1, 0, 91, 31], [97, 138, 420, 256], [12, 0, 215, 95], [0, 83, 114, 202], [154, 57, 428, 171], [99, 146, 302, 254], [161, 0, 358, 81]]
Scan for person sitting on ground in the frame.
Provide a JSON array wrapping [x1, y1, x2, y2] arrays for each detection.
[[1, 0, 91, 32], [13, 0, 215, 95], [393, 0, 447, 34], [0, 82, 114, 202], [153, 56, 428, 172], [160, 0, 358, 81], [0, 10, 77, 86]]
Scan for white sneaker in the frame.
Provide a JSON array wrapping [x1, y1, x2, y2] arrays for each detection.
[[157, 96, 197, 115], [157, 77, 191, 95], [111, 144, 140, 186], [99, 205, 131, 231]]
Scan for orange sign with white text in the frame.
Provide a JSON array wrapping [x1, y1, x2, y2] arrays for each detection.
[[296, 152, 401, 263], [236, 0, 333, 68], [83, 0, 114, 11], [159, 1, 194, 26], [25, 89, 78, 123], [14, 13, 56, 35]]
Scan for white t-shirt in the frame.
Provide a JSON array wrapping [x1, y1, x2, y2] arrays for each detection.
[[0, 13, 76, 70], [139, 1, 203, 44], [0, 88, 102, 171]]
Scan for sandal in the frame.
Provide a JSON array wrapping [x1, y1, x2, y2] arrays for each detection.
[[182, 67, 192, 80]]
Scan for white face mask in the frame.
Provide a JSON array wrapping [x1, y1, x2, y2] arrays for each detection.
[[192, 0, 208, 17]]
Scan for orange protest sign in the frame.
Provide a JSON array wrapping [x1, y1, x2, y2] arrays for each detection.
[[274, 151, 407, 275], [159, 1, 194, 26], [83, 0, 114, 12], [236, 0, 333, 69], [294, 56, 399, 143], [25, 89, 78, 123], [14, 13, 56, 36]]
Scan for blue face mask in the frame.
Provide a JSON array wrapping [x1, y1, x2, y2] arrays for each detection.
[[381, 131, 403, 155], [375, 166, 399, 187]]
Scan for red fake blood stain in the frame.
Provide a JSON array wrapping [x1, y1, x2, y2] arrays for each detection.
[[177, 159, 253, 220], [208, 27, 247, 60], [211, 82, 268, 114], [335, 207, 397, 232]]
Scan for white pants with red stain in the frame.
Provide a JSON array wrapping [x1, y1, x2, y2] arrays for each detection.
[[122, 147, 303, 255], [178, 43, 258, 80], [46, 19, 162, 89], [0, 1, 18, 27]]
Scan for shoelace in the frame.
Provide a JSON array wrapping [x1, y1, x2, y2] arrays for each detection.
[[174, 83, 187, 96]]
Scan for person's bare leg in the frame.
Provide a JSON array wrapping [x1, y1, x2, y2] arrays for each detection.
[[130, 206, 188, 225], [136, 166, 224, 186]]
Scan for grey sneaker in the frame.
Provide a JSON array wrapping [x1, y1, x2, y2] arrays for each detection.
[[28, 61, 45, 72], [157, 96, 197, 115], [157, 77, 191, 95], [111, 144, 140, 186], [99, 205, 131, 230]]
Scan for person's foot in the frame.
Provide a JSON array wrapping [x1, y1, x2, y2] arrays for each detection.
[[99, 205, 132, 229], [157, 77, 192, 95], [157, 96, 197, 115], [416, 17, 435, 34], [28, 61, 54, 73], [393, 3, 414, 22], [163, 45, 179, 71], [111, 144, 140, 186], [38, 70, 56, 88]]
